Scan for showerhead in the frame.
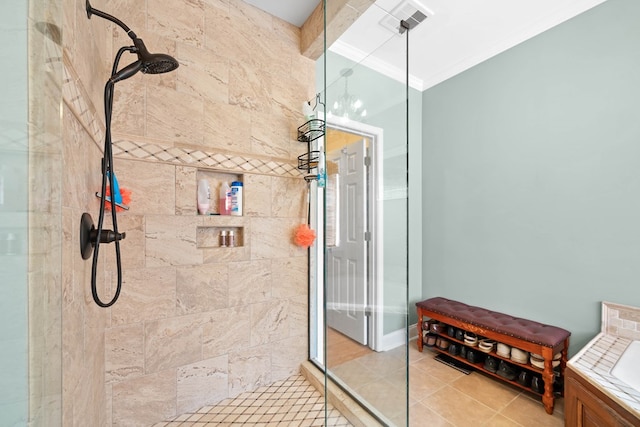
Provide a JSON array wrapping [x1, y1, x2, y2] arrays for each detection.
[[86, 0, 179, 80], [133, 38, 179, 75]]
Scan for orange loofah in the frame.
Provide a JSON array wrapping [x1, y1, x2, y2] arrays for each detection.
[[294, 223, 316, 248], [294, 182, 315, 248], [104, 187, 131, 212]]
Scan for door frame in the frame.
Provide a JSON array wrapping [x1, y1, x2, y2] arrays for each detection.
[[312, 114, 385, 353], [325, 139, 368, 345]]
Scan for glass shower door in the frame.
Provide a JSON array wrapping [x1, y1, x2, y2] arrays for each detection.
[[309, 2, 411, 425]]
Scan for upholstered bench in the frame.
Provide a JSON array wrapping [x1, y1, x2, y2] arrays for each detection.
[[416, 297, 571, 415]]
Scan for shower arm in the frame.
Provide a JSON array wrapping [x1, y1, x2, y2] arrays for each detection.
[[86, 0, 138, 41]]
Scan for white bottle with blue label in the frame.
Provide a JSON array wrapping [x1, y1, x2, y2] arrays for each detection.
[[230, 181, 243, 216]]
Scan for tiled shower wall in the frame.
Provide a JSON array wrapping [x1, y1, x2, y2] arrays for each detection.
[[62, 0, 315, 425]]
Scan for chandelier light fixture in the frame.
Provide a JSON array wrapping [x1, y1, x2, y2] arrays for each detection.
[[328, 68, 367, 121]]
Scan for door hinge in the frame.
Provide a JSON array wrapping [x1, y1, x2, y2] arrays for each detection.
[[364, 156, 371, 167], [364, 231, 371, 241]]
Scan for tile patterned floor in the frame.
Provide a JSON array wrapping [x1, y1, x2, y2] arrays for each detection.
[[405, 344, 565, 426], [155, 342, 565, 426], [154, 375, 353, 426]]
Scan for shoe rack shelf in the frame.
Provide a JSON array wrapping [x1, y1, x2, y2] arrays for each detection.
[[425, 325, 551, 397], [416, 299, 570, 416]]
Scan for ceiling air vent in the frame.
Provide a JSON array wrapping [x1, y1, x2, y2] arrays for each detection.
[[379, 0, 432, 35]]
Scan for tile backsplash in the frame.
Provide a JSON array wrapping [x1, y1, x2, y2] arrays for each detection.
[[602, 301, 640, 341]]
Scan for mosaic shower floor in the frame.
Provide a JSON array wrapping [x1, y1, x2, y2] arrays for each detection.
[[153, 375, 352, 426]]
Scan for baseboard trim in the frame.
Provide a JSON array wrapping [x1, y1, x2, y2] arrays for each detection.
[[377, 323, 418, 352]]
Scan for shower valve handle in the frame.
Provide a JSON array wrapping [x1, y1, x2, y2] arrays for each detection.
[[96, 229, 126, 244], [79, 213, 126, 261]]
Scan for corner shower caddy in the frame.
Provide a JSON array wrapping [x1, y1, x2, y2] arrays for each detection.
[[297, 118, 324, 182]]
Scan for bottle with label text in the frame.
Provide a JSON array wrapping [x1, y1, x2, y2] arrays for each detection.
[[230, 181, 243, 216]]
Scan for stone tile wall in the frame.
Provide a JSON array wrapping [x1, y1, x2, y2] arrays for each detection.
[[61, 0, 315, 425]]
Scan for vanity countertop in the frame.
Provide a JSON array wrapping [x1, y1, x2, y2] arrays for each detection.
[[567, 301, 640, 420], [568, 333, 640, 417]]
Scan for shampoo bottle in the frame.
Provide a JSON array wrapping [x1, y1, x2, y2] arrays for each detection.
[[230, 181, 243, 216]]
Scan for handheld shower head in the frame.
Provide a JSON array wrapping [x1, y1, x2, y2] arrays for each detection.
[[133, 38, 179, 75]]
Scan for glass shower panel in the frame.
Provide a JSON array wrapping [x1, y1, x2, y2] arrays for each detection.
[[0, 3, 30, 424], [311, 2, 410, 425], [28, 0, 64, 425]]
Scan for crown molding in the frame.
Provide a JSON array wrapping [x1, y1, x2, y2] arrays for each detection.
[[329, 39, 425, 91]]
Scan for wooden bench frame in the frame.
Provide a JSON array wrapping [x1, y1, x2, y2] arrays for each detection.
[[417, 304, 569, 415]]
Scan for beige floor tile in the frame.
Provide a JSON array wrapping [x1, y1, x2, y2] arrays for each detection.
[[329, 359, 383, 387], [500, 394, 563, 427], [382, 367, 410, 390], [356, 350, 407, 377], [409, 365, 448, 402], [423, 385, 497, 427], [409, 352, 438, 368], [386, 344, 409, 361], [520, 390, 565, 416], [451, 371, 520, 411], [410, 353, 467, 384], [406, 401, 454, 427], [483, 414, 524, 426], [408, 342, 428, 364], [355, 378, 410, 422]]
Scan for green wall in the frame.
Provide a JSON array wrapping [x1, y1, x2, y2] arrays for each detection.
[[421, 0, 640, 355]]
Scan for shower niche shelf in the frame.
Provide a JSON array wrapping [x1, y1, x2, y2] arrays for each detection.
[[195, 169, 243, 216], [196, 222, 248, 262], [196, 224, 244, 249]]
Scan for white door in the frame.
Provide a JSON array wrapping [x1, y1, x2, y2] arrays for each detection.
[[326, 139, 368, 345]]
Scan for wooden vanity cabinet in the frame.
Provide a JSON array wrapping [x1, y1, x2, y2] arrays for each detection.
[[565, 366, 639, 427]]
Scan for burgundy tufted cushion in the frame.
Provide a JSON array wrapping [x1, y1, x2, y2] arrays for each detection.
[[417, 297, 570, 348]]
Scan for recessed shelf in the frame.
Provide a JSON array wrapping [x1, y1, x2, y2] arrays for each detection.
[[195, 170, 243, 216], [196, 226, 244, 249]]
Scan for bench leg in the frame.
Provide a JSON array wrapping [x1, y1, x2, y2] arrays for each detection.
[[557, 338, 569, 397], [417, 309, 423, 352], [541, 347, 555, 415]]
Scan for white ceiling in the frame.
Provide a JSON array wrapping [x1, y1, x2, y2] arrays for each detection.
[[247, 0, 607, 91], [242, 0, 320, 27]]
